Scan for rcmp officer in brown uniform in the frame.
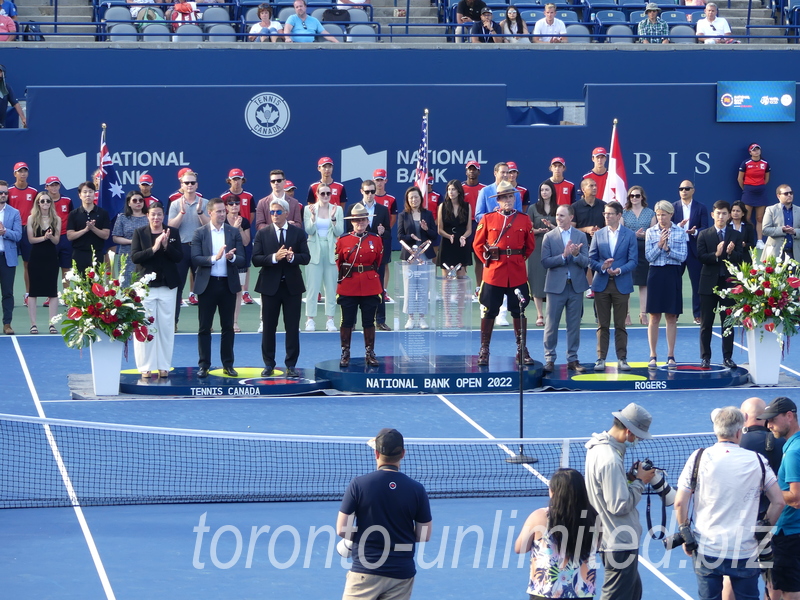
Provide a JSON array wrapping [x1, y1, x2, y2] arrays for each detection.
[[472, 181, 535, 366], [336, 203, 384, 368]]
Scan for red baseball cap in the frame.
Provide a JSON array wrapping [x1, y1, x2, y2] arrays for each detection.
[[427, 173, 434, 183], [748, 143, 761, 152], [45, 176, 61, 185], [592, 147, 608, 157], [177, 167, 192, 179], [139, 174, 154, 185], [551, 157, 566, 165], [466, 161, 481, 170], [506, 161, 519, 172], [372, 169, 387, 180], [228, 168, 245, 179], [284, 180, 297, 190], [13, 162, 28, 172], [318, 157, 334, 167]]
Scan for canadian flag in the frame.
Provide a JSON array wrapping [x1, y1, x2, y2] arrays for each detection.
[[602, 120, 627, 204]]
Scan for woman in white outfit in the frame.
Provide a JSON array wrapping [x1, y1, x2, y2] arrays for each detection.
[[304, 183, 344, 332]]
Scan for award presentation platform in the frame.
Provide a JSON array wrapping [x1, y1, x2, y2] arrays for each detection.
[[107, 358, 749, 398]]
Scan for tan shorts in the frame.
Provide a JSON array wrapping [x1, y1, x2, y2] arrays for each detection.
[[342, 571, 415, 600]]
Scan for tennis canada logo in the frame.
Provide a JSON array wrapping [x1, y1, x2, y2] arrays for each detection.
[[720, 93, 734, 108], [244, 92, 291, 139]]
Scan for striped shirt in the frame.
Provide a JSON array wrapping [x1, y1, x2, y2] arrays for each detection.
[[645, 223, 687, 266]]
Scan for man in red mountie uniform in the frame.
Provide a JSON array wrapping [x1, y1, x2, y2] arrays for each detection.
[[544, 157, 575, 206], [8, 161, 36, 301], [138, 174, 161, 208], [221, 168, 256, 304], [472, 180, 535, 367], [44, 176, 74, 301], [307, 157, 348, 206], [507, 161, 530, 207], [582, 147, 608, 200]]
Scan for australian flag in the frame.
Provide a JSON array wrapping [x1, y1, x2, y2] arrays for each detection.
[[414, 109, 429, 198], [99, 126, 125, 219]]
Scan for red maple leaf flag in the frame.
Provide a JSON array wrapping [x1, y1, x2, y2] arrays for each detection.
[[603, 119, 628, 204]]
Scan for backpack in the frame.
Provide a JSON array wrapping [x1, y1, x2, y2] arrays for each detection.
[[23, 21, 45, 41], [322, 8, 350, 22], [136, 7, 164, 32]]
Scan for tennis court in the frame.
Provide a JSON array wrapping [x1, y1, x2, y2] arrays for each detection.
[[2, 324, 799, 600]]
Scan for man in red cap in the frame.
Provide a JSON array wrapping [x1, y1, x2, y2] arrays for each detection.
[[543, 157, 575, 206], [373, 168, 397, 300], [583, 148, 608, 200], [44, 176, 74, 300], [463, 161, 485, 296], [8, 162, 36, 300], [506, 162, 530, 207], [307, 157, 348, 206], [138, 174, 160, 208], [168, 167, 203, 205], [423, 172, 441, 219], [221, 168, 256, 305]]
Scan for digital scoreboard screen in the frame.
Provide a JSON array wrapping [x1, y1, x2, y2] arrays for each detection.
[[717, 81, 796, 122]]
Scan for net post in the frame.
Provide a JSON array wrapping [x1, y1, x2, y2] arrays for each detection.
[[560, 438, 571, 468]]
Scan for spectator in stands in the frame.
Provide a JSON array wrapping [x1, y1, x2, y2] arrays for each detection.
[[638, 3, 670, 43], [455, 0, 486, 43], [471, 7, 502, 43], [127, 0, 155, 19], [684, 0, 706, 20], [138, 174, 160, 208], [544, 157, 575, 206], [500, 6, 530, 43], [307, 157, 348, 206], [0, 9, 15, 42], [248, 3, 282, 42], [506, 162, 530, 206], [696, 3, 732, 43], [284, 0, 340, 42], [168, 0, 200, 31], [0, 0, 16, 23], [583, 147, 608, 200], [0, 65, 26, 128], [532, 3, 565, 43]]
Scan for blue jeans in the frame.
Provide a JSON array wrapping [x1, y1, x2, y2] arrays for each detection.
[[694, 554, 760, 600]]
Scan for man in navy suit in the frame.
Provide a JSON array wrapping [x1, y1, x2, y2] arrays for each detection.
[[0, 180, 22, 335], [672, 180, 709, 323], [589, 201, 638, 371], [191, 197, 245, 378], [252, 197, 310, 378]]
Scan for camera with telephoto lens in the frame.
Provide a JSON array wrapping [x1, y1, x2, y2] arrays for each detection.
[[631, 458, 676, 506], [664, 522, 698, 552], [754, 518, 774, 567]]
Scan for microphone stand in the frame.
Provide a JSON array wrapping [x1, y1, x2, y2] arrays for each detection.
[[506, 291, 538, 465]]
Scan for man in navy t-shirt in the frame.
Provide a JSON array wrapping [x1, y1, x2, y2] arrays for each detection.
[[337, 428, 432, 600]]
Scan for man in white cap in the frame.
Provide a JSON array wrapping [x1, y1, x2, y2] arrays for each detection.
[[337, 428, 432, 600], [585, 403, 656, 600]]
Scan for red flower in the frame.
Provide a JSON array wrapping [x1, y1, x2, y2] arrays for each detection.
[[725, 308, 732, 315], [132, 320, 139, 327], [750, 269, 758, 276], [789, 277, 800, 289], [140, 325, 148, 336], [743, 305, 752, 313], [95, 302, 103, 310], [105, 290, 115, 297], [765, 322, 776, 332], [105, 271, 111, 277], [134, 296, 141, 303], [769, 297, 778, 306], [87, 271, 95, 279], [755, 289, 764, 297], [763, 281, 771, 289], [113, 299, 122, 308], [766, 266, 774, 274], [148, 316, 155, 323], [730, 285, 744, 295], [113, 280, 120, 286], [91, 283, 106, 297], [765, 308, 774, 317], [110, 315, 119, 323], [67, 307, 83, 320], [146, 334, 154, 342], [134, 328, 147, 342], [112, 329, 122, 338], [743, 317, 754, 329]]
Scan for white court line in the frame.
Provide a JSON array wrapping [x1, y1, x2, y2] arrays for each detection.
[[12, 337, 117, 600], [436, 392, 690, 599]]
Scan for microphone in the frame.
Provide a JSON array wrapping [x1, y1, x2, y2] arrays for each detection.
[[514, 288, 525, 302]]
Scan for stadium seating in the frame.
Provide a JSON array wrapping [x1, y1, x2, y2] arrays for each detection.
[[319, 20, 345, 40], [109, 22, 138, 40], [141, 22, 171, 40], [670, 23, 696, 41], [348, 22, 378, 41], [594, 9, 626, 32], [173, 22, 204, 41], [207, 22, 237, 40], [557, 10, 580, 22], [606, 22, 634, 40], [660, 10, 685, 25], [565, 21, 591, 39]]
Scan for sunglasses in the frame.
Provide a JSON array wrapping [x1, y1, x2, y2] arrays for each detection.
[[781, 191, 794, 196], [226, 200, 240, 205], [363, 190, 376, 194], [679, 187, 693, 191], [130, 198, 144, 203], [182, 181, 197, 186], [271, 178, 284, 184], [39, 199, 52, 204], [629, 193, 642, 198], [0, 192, 7, 196], [318, 191, 331, 196], [270, 209, 284, 215]]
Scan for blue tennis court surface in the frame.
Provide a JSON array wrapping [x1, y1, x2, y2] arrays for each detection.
[[2, 326, 798, 599]]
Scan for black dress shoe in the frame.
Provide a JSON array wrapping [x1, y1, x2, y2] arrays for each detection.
[[700, 359, 711, 369], [261, 367, 275, 377], [723, 358, 737, 369], [197, 367, 209, 378], [286, 367, 301, 378], [543, 361, 555, 373], [222, 366, 238, 377], [567, 361, 586, 373]]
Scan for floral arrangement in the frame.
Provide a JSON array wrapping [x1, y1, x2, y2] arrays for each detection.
[[52, 256, 157, 349], [717, 247, 800, 348]]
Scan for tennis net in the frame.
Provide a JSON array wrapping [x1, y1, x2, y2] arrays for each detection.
[[0, 413, 715, 508]]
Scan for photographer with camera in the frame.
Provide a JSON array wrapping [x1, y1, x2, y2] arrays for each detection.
[[585, 402, 656, 600], [674, 406, 784, 600]]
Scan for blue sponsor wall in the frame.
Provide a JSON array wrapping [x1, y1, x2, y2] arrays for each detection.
[[0, 47, 799, 213]]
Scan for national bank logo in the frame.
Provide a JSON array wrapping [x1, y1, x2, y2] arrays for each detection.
[[244, 93, 291, 139]]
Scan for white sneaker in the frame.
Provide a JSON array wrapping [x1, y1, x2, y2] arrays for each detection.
[[257, 321, 263, 333], [325, 318, 337, 332], [305, 319, 316, 332], [495, 310, 509, 326], [756, 240, 765, 250], [419, 317, 429, 329], [405, 317, 415, 330]]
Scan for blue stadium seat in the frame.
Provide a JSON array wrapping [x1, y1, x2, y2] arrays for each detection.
[[629, 10, 646, 22], [520, 8, 545, 21], [605, 22, 633, 40], [557, 10, 580, 22], [660, 10, 685, 24], [348, 22, 377, 41], [670, 23, 696, 41], [319, 21, 345, 41], [565, 21, 590, 39], [141, 22, 171, 41], [206, 23, 237, 40], [173, 22, 204, 41], [594, 9, 626, 32], [104, 6, 132, 23], [617, 0, 645, 16], [109, 22, 138, 41]]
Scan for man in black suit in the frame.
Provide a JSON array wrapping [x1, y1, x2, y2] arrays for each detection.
[[191, 197, 245, 378], [672, 180, 709, 323], [252, 197, 310, 378], [697, 200, 744, 369], [345, 180, 393, 331]]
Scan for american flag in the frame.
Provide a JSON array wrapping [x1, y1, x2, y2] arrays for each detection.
[[99, 125, 125, 219], [414, 109, 429, 198]]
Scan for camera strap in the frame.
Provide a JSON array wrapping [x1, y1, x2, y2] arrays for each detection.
[[646, 489, 668, 540]]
